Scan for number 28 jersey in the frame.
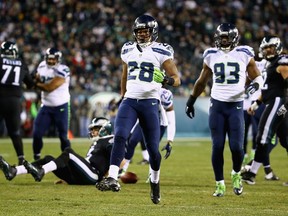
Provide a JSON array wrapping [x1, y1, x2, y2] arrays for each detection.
[[121, 41, 174, 100], [204, 45, 255, 102]]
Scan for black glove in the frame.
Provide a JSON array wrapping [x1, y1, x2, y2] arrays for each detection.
[[277, 104, 288, 118], [245, 83, 259, 95], [161, 141, 172, 159], [185, 95, 197, 119]]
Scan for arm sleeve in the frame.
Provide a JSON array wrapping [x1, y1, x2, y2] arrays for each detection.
[[166, 110, 175, 142]]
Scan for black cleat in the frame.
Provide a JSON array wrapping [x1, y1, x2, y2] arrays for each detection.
[[96, 177, 121, 192], [150, 180, 160, 204], [23, 160, 44, 182], [18, 157, 25, 165], [241, 171, 256, 185], [0, 156, 17, 181]]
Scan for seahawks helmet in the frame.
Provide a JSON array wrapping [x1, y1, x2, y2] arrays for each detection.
[[214, 23, 239, 51], [0, 41, 19, 59], [258, 36, 283, 60], [45, 47, 62, 67], [88, 117, 112, 139], [133, 14, 158, 46]]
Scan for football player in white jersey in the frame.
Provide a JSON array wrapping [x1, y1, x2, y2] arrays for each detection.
[[120, 87, 176, 175], [243, 59, 267, 165], [33, 48, 71, 160], [185, 23, 263, 197], [96, 14, 180, 204]]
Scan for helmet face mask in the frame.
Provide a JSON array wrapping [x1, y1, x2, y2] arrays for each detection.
[[88, 117, 112, 140], [133, 15, 158, 47], [214, 23, 239, 51], [45, 47, 62, 67], [259, 36, 283, 60], [0, 41, 19, 59]]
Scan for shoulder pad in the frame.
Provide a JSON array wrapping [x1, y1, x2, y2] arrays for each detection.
[[235, 45, 255, 57], [203, 48, 218, 58], [121, 41, 135, 55]]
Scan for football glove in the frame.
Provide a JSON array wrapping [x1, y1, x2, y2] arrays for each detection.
[[185, 95, 197, 119], [153, 68, 165, 83], [277, 104, 287, 118], [161, 141, 173, 159], [245, 83, 259, 95]]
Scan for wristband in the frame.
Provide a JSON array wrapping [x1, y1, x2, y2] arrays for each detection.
[[186, 95, 197, 106], [256, 99, 262, 105], [164, 77, 175, 86]]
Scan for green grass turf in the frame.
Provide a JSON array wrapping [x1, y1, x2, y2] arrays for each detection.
[[0, 137, 288, 216]]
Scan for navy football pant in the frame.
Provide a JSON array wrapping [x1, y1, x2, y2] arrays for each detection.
[[209, 98, 244, 181], [112, 98, 161, 171], [32, 103, 71, 158], [125, 122, 167, 160]]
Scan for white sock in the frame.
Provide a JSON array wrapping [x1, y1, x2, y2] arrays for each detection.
[[231, 170, 240, 175], [217, 180, 225, 185], [250, 161, 261, 174], [149, 166, 160, 183], [42, 161, 57, 174], [16, 165, 28, 175], [142, 150, 149, 161], [108, 165, 119, 180], [122, 159, 130, 171]]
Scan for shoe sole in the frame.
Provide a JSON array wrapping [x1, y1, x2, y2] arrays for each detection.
[[233, 186, 243, 195]]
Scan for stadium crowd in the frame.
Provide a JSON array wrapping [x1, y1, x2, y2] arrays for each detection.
[[0, 0, 287, 137]]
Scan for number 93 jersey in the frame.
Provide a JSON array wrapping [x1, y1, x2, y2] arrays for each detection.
[[121, 41, 174, 100], [204, 45, 255, 102]]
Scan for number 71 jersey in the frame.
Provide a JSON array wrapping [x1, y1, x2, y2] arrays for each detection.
[[121, 41, 174, 100], [204, 45, 255, 102]]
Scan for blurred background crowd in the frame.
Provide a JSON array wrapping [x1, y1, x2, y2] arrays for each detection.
[[0, 0, 287, 137]]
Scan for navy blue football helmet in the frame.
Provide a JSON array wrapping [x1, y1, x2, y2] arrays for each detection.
[[258, 36, 283, 60], [0, 41, 19, 59], [133, 14, 158, 45], [214, 23, 239, 51], [45, 47, 62, 66]]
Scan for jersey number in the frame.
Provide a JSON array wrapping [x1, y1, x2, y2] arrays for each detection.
[[1, 65, 21, 86], [214, 62, 240, 84], [128, 61, 154, 82]]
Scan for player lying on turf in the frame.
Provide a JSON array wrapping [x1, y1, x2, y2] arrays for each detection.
[[0, 117, 120, 185]]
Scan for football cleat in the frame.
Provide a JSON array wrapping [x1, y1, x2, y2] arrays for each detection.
[[96, 177, 121, 192], [265, 172, 279, 181], [137, 159, 149, 165], [0, 156, 17, 181], [150, 180, 160, 204], [241, 171, 256, 185], [231, 172, 243, 195], [23, 160, 44, 182], [213, 182, 226, 197], [18, 157, 25, 165]]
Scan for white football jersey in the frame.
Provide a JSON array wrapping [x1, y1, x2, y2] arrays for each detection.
[[37, 61, 70, 106], [160, 88, 173, 110], [121, 41, 174, 100], [243, 59, 267, 110], [204, 45, 255, 102]]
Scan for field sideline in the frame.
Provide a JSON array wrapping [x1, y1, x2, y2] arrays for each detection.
[[0, 137, 288, 216]]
